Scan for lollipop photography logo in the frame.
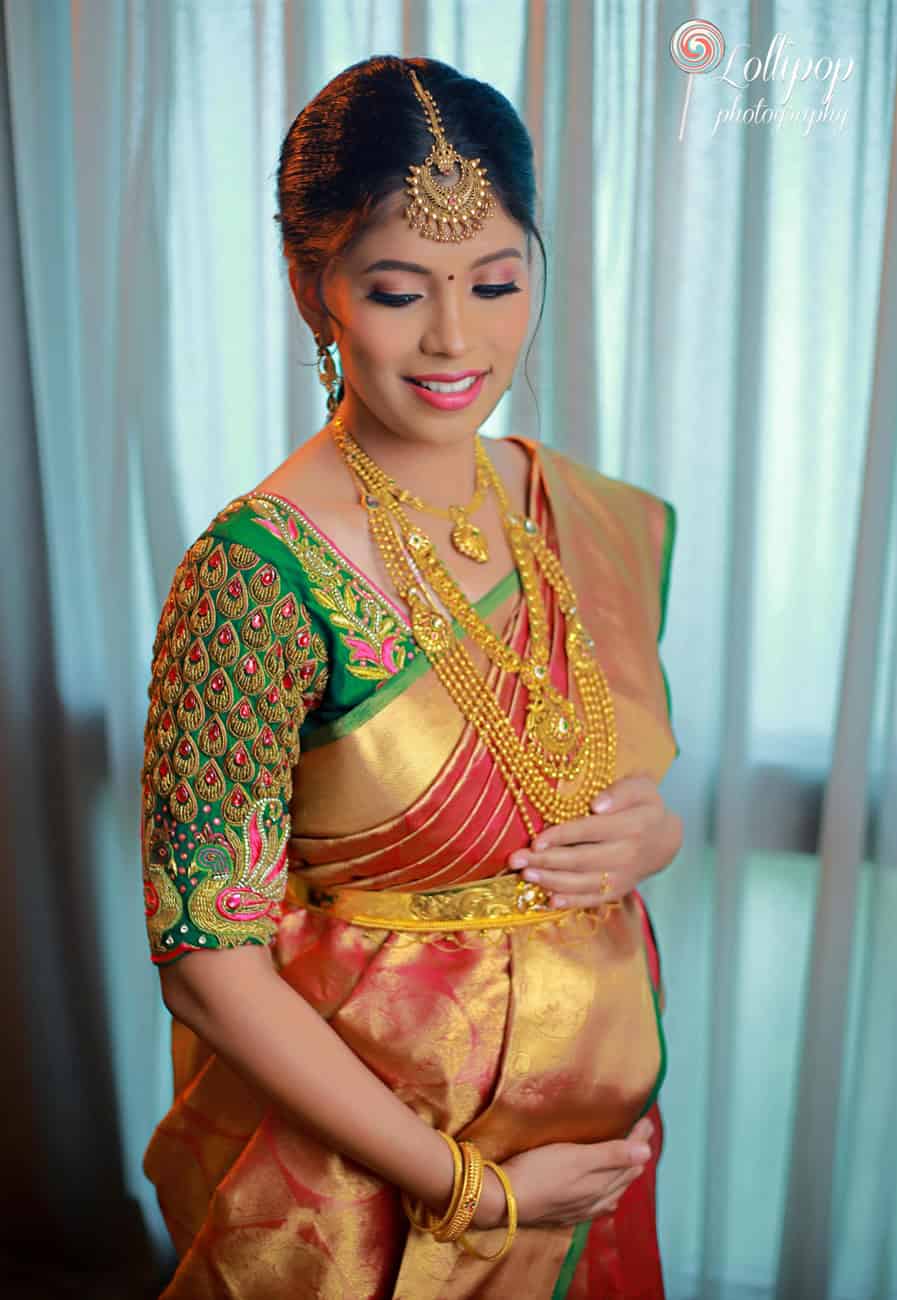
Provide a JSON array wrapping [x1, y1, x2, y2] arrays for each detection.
[[669, 19, 855, 141]]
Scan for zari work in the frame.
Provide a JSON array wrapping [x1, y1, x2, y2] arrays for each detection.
[[141, 436, 678, 1298]]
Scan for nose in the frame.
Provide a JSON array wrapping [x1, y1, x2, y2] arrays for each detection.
[[420, 284, 468, 359]]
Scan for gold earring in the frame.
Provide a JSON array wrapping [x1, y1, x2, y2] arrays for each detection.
[[314, 332, 341, 418]]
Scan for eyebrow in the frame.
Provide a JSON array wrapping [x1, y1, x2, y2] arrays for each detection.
[[361, 247, 523, 275]]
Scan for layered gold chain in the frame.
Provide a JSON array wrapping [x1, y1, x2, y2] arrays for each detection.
[[330, 416, 616, 834], [338, 427, 492, 563]]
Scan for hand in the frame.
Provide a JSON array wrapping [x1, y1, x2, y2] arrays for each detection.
[[507, 774, 682, 908], [472, 1116, 656, 1229]]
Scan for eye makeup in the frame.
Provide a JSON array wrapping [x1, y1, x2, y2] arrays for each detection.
[[366, 280, 523, 307]]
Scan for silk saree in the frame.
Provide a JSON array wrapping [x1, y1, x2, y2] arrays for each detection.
[[140, 435, 678, 1298]]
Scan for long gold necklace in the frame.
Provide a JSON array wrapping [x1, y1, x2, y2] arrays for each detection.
[[342, 431, 492, 564], [330, 416, 617, 833]]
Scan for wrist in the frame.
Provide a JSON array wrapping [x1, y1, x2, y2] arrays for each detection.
[[409, 1128, 459, 1216], [471, 1164, 506, 1229], [640, 811, 682, 883]]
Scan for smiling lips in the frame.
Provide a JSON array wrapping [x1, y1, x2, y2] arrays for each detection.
[[404, 369, 488, 410]]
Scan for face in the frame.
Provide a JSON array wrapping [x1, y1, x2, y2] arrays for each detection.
[[293, 191, 534, 446]]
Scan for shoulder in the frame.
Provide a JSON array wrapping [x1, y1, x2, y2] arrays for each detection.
[[528, 440, 676, 587], [536, 439, 672, 524], [173, 483, 342, 595], [490, 435, 532, 511], [152, 493, 336, 669]]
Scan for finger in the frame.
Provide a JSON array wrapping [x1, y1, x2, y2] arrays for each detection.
[[585, 1171, 643, 1218], [510, 810, 655, 871], [527, 813, 608, 851], [509, 837, 629, 878], [590, 1159, 645, 1196], [583, 1138, 652, 1170], [593, 1165, 641, 1201], [523, 861, 628, 897], [628, 1116, 655, 1143], [590, 774, 661, 815], [588, 1193, 623, 1218]]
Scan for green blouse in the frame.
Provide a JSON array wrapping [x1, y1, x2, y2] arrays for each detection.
[[140, 490, 520, 965]]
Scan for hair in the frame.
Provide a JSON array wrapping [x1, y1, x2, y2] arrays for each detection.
[[274, 55, 547, 358]]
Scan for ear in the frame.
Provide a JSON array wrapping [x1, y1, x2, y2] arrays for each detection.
[[287, 262, 332, 345]]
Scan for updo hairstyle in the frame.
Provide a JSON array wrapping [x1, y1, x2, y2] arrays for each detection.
[[275, 55, 546, 288]]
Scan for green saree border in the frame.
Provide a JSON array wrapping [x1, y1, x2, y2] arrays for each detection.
[[300, 565, 522, 751], [550, 959, 667, 1300], [658, 499, 676, 643], [658, 499, 679, 759]]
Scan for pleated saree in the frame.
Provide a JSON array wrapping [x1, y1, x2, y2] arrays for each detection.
[[141, 434, 678, 1298]]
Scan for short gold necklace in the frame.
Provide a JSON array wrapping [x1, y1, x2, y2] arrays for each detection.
[[330, 416, 617, 834], [340, 429, 492, 564]]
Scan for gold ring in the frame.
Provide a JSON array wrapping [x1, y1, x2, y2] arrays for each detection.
[[598, 871, 613, 897]]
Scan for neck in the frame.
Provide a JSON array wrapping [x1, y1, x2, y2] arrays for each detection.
[[335, 392, 481, 508]]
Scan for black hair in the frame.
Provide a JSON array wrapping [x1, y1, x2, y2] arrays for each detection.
[[274, 55, 547, 388]]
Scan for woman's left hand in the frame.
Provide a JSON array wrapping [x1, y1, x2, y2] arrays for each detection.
[[506, 773, 683, 908]]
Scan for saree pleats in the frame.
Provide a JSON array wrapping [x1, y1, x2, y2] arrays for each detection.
[[145, 439, 676, 1298]]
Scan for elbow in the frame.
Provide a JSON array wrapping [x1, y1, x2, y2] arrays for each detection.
[[158, 941, 277, 1028], [158, 957, 218, 1031], [159, 965, 202, 1027]]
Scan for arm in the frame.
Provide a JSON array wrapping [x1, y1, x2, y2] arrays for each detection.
[[144, 520, 501, 1229], [159, 942, 507, 1228]]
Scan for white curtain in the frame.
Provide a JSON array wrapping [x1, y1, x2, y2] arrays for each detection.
[[3, 2, 896, 1296]]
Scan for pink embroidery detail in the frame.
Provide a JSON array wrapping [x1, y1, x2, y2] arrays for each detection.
[[144, 880, 160, 917], [214, 887, 279, 923], [344, 632, 403, 676], [248, 810, 263, 864]]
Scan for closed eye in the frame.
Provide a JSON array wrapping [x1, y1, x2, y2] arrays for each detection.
[[367, 290, 422, 307], [366, 282, 523, 308], [474, 282, 522, 298]]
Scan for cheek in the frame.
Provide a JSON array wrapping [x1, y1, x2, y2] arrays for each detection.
[[340, 306, 415, 375], [494, 291, 532, 352]]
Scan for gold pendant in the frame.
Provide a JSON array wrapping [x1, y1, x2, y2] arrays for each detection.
[[410, 599, 452, 659], [450, 512, 489, 563], [523, 691, 587, 778]]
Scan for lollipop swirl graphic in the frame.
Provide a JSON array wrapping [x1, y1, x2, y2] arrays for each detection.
[[670, 19, 725, 141]]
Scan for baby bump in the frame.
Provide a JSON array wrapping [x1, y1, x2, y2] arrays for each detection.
[[279, 898, 663, 1163], [458, 898, 664, 1162]]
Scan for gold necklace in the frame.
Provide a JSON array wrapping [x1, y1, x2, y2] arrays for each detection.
[[337, 428, 492, 563], [330, 416, 617, 834]]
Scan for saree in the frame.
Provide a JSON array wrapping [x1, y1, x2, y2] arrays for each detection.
[[140, 435, 678, 1298]]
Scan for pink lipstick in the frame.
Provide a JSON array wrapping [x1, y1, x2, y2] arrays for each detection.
[[403, 370, 488, 411]]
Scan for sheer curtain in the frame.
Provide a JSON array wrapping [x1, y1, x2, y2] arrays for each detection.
[[2, 2, 895, 1296]]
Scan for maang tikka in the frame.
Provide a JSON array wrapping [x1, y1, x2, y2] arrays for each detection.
[[404, 67, 495, 242]]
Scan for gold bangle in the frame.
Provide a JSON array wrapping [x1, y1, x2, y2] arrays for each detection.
[[434, 1141, 484, 1242], [460, 1160, 518, 1262], [401, 1130, 463, 1235]]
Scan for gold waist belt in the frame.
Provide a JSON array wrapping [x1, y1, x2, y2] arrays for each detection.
[[285, 871, 574, 932]]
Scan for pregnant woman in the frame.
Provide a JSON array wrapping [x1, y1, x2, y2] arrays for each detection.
[[141, 55, 682, 1298]]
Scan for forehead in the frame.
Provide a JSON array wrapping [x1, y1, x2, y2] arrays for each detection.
[[340, 190, 528, 272]]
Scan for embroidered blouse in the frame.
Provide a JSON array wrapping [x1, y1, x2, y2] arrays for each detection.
[[140, 491, 425, 964], [140, 474, 676, 965]]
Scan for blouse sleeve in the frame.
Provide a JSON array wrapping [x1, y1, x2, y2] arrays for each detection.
[[140, 529, 328, 964]]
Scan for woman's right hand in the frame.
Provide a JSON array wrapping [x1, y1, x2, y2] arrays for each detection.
[[473, 1116, 654, 1229]]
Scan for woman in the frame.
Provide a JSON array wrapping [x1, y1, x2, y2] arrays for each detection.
[[141, 55, 681, 1298]]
